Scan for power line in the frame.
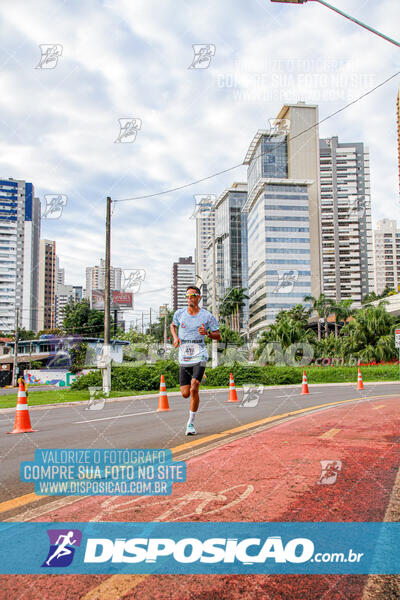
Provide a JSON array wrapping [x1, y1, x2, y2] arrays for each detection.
[[113, 70, 400, 204]]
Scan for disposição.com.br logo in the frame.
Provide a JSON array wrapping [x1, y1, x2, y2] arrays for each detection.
[[42, 529, 82, 567]]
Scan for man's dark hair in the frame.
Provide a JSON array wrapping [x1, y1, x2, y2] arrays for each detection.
[[186, 285, 201, 295]]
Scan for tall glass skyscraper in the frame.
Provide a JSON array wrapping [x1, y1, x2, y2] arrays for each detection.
[[206, 182, 248, 330], [243, 128, 313, 338], [0, 178, 40, 333]]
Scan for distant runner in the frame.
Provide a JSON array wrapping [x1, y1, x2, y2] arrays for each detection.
[[171, 285, 221, 435]]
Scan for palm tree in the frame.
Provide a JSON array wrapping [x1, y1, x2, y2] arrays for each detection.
[[219, 287, 249, 332], [304, 293, 334, 340], [255, 313, 316, 362], [340, 301, 399, 362], [331, 298, 354, 338]]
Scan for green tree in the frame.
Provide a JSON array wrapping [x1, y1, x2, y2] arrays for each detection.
[[331, 299, 354, 338], [255, 313, 316, 362], [304, 293, 334, 340], [340, 302, 399, 362], [276, 304, 311, 326], [69, 341, 89, 373], [62, 300, 105, 337], [219, 287, 249, 331], [150, 309, 175, 343], [10, 327, 36, 340]]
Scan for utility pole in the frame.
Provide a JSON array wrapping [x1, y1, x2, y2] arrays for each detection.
[[102, 196, 112, 394], [159, 304, 168, 346], [141, 311, 144, 334], [211, 226, 218, 368], [12, 307, 19, 387], [149, 307, 152, 335]]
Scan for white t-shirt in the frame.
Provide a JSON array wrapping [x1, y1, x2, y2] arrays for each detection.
[[172, 307, 219, 365]]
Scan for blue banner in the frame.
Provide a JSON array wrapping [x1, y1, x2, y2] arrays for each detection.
[[0, 522, 398, 574]]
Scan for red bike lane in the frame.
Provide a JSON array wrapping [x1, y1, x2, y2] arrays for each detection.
[[2, 395, 399, 600]]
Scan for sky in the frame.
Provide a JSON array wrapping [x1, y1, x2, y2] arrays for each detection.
[[0, 0, 399, 330]]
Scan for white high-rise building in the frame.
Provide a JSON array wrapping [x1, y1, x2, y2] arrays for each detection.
[[373, 219, 400, 295], [319, 137, 374, 305], [55, 256, 65, 288], [0, 178, 40, 333], [85, 258, 122, 302], [171, 256, 195, 310], [243, 104, 320, 338], [194, 196, 215, 308]]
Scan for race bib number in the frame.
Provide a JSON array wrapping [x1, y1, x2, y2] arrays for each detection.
[[181, 343, 200, 361]]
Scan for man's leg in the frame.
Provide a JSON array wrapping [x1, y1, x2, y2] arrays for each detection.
[[180, 385, 190, 399], [186, 363, 206, 434], [189, 378, 200, 413], [179, 366, 192, 400]]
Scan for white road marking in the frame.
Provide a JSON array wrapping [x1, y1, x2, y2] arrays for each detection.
[[275, 392, 322, 398], [74, 410, 158, 424]]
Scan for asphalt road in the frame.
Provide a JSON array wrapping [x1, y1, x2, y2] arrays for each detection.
[[0, 382, 399, 502]]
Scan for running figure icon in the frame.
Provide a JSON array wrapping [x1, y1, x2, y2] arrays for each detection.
[[46, 531, 77, 566]]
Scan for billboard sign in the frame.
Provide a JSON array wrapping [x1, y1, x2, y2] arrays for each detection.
[[112, 291, 133, 308], [92, 290, 133, 311]]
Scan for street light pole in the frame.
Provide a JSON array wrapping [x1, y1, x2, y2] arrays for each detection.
[[211, 227, 218, 368], [12, 307, 19, 387], [102, 196, 112, 394], [271, 0, 400, 48]]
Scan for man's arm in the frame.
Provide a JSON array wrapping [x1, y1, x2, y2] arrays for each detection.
[[198, 322, 221, 341], [207, 329, 221, 342], [170, 322, 180, 348]]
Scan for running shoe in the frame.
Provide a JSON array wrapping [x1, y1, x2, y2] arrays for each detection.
[[185, 423, 196, 436]]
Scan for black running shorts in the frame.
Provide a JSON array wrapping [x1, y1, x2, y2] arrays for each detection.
[[179, 362, 206, 386]]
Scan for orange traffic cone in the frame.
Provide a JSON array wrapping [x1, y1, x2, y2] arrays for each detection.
[[226, 372, 239, 402], [301, 370, 309, 395], [356, 368, 364, 390], [157, 374, 170, 411], [8, 380, 36, 434]]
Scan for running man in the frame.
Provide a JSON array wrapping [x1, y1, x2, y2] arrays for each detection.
[[45, 531, 77, 566], [171, 285, 221, 435]]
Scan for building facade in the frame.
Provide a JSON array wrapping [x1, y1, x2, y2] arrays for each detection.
[[38, 239, 56, 330], [194, 195, 215, 307], [373, 219, 400, 295], [206, 182, 249, 330], [55, 285, 83, 327], [85, 259, 122, 303], [319, 136, 373, 304], [397, 86, 400, 198], [172, 256, 196, 310], [0, 178, 40, 333], [244, 126, 313, 338]]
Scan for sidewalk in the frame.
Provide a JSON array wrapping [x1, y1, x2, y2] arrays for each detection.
[[1, 394, 399, 599]]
